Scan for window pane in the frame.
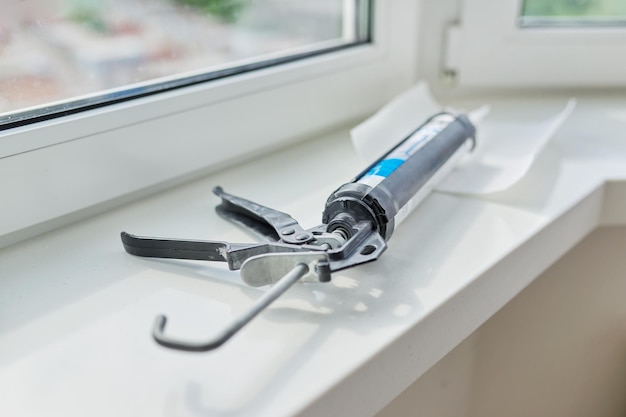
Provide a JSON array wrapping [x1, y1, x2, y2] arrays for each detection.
[[520, 0, 626, 27], [0, 0, 370, 128]]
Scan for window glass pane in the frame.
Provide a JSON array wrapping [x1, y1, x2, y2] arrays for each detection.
[[0, 0, 370, 128], [520, 0, 626, 27]]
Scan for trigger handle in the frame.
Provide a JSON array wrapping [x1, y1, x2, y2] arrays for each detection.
[[213, 187, 314, 244]]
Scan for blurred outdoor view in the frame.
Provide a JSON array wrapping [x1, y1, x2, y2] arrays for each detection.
[[0, 0, 359, 117], [521, 0, 626, 25]]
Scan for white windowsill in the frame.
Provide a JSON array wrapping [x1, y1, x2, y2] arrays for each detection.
[[1, 94, 626, 417]]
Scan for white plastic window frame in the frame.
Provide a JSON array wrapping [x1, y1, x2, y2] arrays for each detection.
[[0, 0, 420, 248], [449, 0, 626, 88]]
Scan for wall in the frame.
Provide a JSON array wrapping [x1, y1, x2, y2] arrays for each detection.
[[376, 226, 626, 417]]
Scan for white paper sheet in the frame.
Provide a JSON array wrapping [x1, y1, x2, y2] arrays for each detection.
[[351, 82, 576, 195]]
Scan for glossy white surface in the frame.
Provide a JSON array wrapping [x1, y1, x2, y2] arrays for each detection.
[[2, 96, 626, 416]]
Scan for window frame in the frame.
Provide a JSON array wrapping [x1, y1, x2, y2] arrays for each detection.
[[449, 0, 626, 88], [0, 0, 421, 247]]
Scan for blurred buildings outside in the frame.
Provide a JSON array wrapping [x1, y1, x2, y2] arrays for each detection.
[[0, 0, 344, 114]]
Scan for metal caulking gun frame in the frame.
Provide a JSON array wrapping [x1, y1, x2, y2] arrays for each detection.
[[121, 110, 476, 352]]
